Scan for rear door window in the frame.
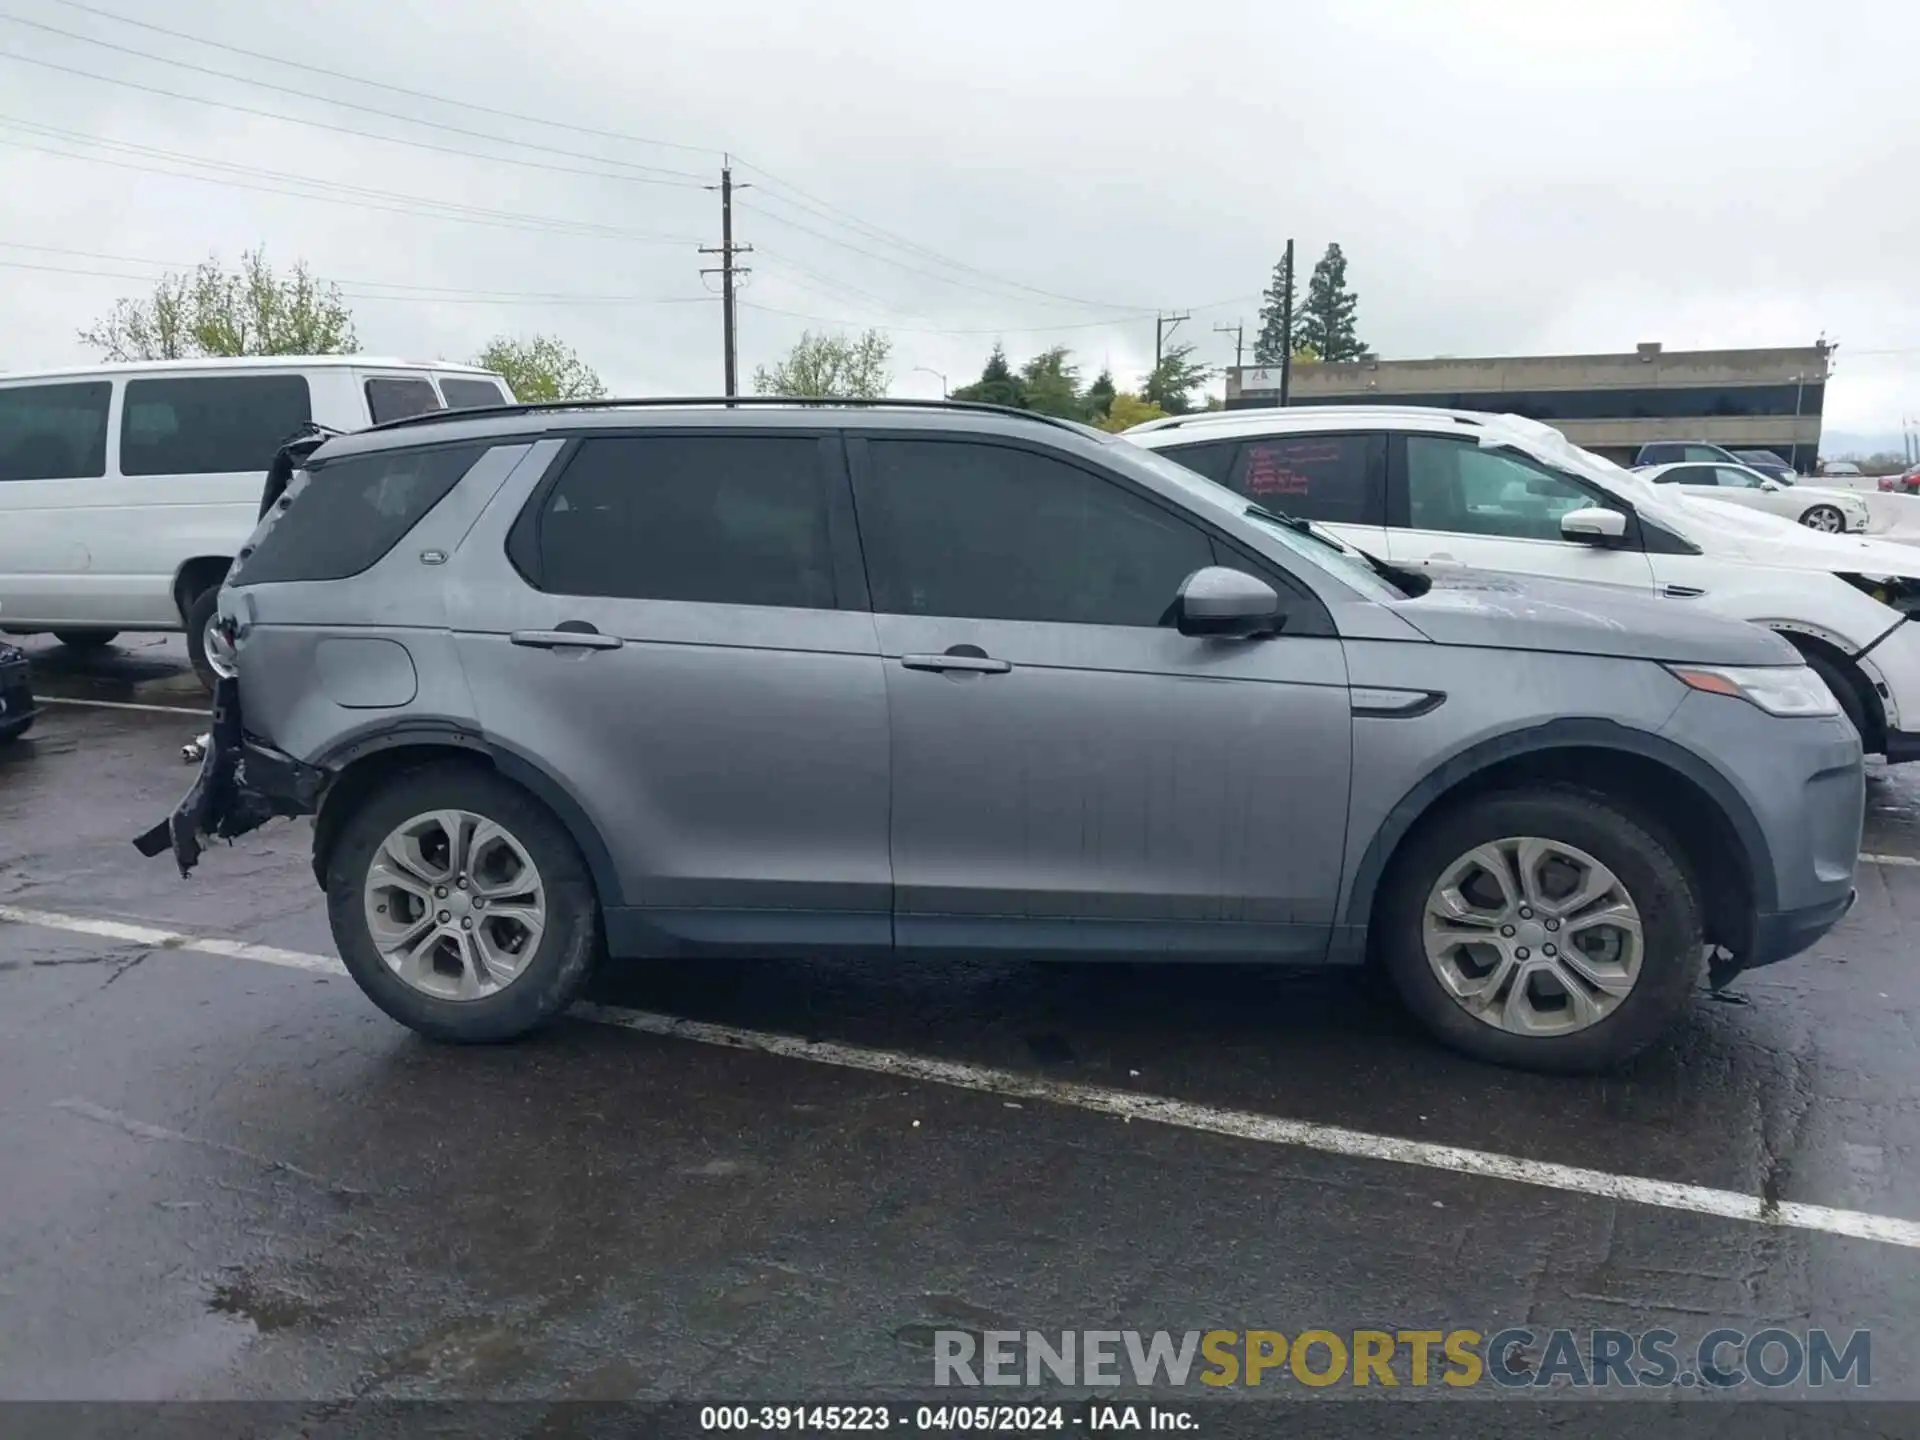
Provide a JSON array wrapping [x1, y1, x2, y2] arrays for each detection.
[[515, 435, 838, 609], [120, 375, 312, 477], [231, 443, 487, 585], [1154, 439, 1238, 484], [0, 381, 111, 480], [441, 378, 509, 410], [1224, 433, 1384, 524], [365, 376, 444, 424]]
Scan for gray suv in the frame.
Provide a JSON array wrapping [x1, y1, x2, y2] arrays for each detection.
[[137, 400, 1864, 1072]]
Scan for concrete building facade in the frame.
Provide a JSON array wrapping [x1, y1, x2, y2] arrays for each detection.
[[1225, 342, 1830, 470]]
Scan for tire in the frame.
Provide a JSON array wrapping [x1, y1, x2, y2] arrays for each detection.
[[52, 629, 118, 650], [1798, 647, 1868, 744], [1374, 788, 1702, 1073], [1799, 504, 1847, 533], [184, 586, 223, 693], [325, 763, 602, 1043]]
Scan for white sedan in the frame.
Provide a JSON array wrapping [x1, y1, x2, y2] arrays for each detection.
[[1636, 461, 1870, 533]]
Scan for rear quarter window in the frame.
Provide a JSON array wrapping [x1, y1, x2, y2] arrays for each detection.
[[231, 443, 488, 585], [441, 377, 509, 410], [365, 376, 444, 424]]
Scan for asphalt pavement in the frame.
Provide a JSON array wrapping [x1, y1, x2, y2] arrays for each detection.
[[5, 634, 1920, 1433]]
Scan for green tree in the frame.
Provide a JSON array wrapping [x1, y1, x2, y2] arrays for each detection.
[[1295, 243, 1367, 362], [1252, 250, 1296, 366], [79, 248, 357, 360], [752, 329, 892, 399], [476, 334, 608, 402], [1097, 392, 1167, 433], [950, 343, 1027, 408], [1085, 368, 1117, 420], [1019, 346, 1086, 418], [1143, 342, 1210, 415]]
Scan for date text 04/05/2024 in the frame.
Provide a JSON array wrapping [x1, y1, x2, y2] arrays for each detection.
[[697, 1404, 1193, 1431]]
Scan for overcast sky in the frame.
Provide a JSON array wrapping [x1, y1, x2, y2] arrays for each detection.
[[2, 0, 1916, 435]]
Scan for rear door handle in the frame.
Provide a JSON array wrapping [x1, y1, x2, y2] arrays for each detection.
[[510, 628, 624, 651], [902, 653, 1012, 674]]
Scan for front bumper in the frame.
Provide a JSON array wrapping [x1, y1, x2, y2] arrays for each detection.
[[133, 676, 324, 875], [0, 648, 38, 738], [1732, 888, 1858, 977]]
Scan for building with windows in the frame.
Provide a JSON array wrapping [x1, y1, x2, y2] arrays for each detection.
[[1225, 342, 1829, 471]]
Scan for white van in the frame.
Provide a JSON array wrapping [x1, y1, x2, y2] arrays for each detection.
[[0, 356, 515, 688]]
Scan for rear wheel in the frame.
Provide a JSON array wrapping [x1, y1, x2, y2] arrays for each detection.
[[1375, 789, 1701, 1073], [184, 587, 227, 693], [325, 764, 601, 1043], [52, 629, 118, 650], [1800, 504, 1847, 533]]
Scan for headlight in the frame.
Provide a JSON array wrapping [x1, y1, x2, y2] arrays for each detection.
[[1667, 663, 1841, 717]]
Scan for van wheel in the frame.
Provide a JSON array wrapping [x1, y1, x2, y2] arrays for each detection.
[[325, 763, 602, 1043], [53, 629, 119, 650], [184, 588, 225, 692], [1375, 789, 1701, 1073]]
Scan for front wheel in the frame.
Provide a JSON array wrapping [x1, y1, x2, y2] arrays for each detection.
[[1375, 789, 1702, 1073], [325, 763, 602, 1043], [1800, 504, 1847, 533]]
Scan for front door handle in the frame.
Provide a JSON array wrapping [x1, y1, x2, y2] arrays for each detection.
[[511, 628, 624, 651], [902, 652, 1012, 674]]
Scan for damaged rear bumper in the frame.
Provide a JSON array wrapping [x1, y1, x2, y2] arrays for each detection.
[[133, 677, 326, 875]]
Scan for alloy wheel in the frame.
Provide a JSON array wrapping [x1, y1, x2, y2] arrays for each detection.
[[1801, 505, 1845, 533], [1421, 836, 1644, 1037], [363, 809, 547, 1001]]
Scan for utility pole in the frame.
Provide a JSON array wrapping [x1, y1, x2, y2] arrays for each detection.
[[1154, 311, 1191, 370], [1278, 236, 1295, 407], [1213, 321, 1244, 371], [700, 156, 753, 397]]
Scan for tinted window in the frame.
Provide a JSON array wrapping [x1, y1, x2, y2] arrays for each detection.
[[0, 381, 110, 481], [527, 436, 835, 608], [233, 443, 486, 586], [1713, 466, 1768, 490], [1225, 434, 1380, 523], [1156, 439, 1238, 484], [856, 438, 1213, 627], [1405, 435, 1610, 542], [1654, 465, 1715, 485], [120, 376, 312, 477], [442, 378, 508, 410], [366, 377, 443, 424]]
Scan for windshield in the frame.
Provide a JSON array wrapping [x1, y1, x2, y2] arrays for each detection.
[[1114, 436, 1411, 602]]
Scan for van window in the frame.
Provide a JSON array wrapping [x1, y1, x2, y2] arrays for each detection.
[[441, 378, 508, 411], [366, 376, 443, 424], [232, 443, 489, 586], [120, 375, 312, 477], [0, 381, 111, 481]]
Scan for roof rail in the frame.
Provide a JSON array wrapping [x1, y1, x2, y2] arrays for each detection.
[[366, 394, 1096, 436]]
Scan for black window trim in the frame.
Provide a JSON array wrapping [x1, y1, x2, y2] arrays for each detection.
[[843, 429, 1334, 638], [1385, 430, 1650, 553], [503, 425, 865, 613]]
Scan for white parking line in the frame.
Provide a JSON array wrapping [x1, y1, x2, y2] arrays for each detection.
[[32, 695, 208, 717], [1866, 852, 1920, 868], [6, 902, 1920, 1250]]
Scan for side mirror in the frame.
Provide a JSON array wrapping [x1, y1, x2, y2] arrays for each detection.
[[1561, 507, 1627, 544], [1175, 566, 1280, 638], [1760, 479, 1783, 492]]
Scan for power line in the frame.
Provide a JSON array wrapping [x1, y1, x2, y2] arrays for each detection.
[[0, 44, 708, 189], [49, 0, 723, 158], [736, 299, 1169, 338], [0, 246, 718, 307], [734, 160, 1142, 313], [0, 119, 703, 244], [0, 9, 708, 183]]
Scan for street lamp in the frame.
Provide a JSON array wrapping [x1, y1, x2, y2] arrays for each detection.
[[912, 366, 949, 399]]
